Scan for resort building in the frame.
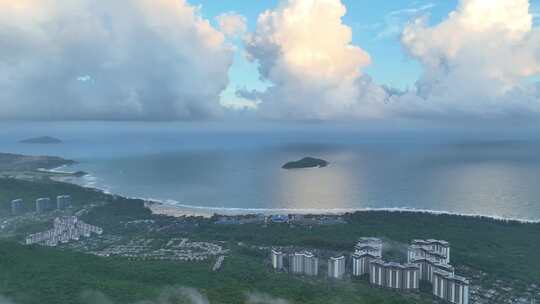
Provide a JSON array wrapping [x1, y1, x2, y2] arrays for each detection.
[[271, 249, 284, 270], [385, 262, 404, 289], [56, 195, 71, 210], [35, 197, 51, 213], [369, 259, 386, 287], [288, 251, 319, 276], [303, 252, 319, 276], [408, 239, 450, 264], [354, 237, 383, 258], [402, 263, 420, 290], [328, 255, 346, 279], [367, 261, 420, 290], [10, 199, 24, 215], [352, 251, 378, 276], [290, 252, 305, 274], [433, 269, 470, 304]]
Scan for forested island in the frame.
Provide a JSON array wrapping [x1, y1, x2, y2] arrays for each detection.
[[282, 157, 329, 169], [19, 136, 62, 144]]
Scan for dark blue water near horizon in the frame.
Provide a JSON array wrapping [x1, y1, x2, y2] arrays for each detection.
[[1, 121, 540, 220]]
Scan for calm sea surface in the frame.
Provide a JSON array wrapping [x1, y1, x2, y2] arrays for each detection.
[[1, 122, 540, 220]]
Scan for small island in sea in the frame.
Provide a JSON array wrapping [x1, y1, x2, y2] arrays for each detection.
[[282, 157, 329, 169], [19, 136, 62, 144]]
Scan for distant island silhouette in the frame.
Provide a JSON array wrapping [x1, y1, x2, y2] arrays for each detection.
[[282, 157, 329, 169], [19, 136, 62, 144]]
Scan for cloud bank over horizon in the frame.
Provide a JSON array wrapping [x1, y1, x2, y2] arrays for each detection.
[[1, 0, 540, 122]]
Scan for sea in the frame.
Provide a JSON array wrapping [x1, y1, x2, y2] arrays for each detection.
[[1, 121, 540, 221]]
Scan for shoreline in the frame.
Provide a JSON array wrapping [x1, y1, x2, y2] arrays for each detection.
[[50, 164, 540, 224], [145, 200, 540, 223]]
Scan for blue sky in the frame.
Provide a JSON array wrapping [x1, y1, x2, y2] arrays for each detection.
[[191, 0, 459, 95]]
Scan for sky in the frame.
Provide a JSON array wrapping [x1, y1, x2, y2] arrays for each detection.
[[193, 0, 459, 91], [1, 0, 540, 124]]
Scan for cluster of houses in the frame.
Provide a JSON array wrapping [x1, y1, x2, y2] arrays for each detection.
[[270, 237, 470, 304], [25, 216, 103, 246], [214, 213, 346, 226], [93, 238, 228, 262], [10, 195, 72, 215]]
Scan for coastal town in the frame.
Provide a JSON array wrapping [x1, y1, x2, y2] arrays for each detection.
[[1, 190, 538, 304]]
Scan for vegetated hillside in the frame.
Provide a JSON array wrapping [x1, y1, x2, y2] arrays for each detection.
[[0, 153, 74, 171]]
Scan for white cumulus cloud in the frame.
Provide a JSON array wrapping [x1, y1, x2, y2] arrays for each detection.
[[399, 0, 540, 118], [216, 12, 247, 38], [244, 0, 388, 120], [0, 0, 234, 121]]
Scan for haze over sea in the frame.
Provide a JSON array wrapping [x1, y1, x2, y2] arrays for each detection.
[[2, 122, 540, 221]]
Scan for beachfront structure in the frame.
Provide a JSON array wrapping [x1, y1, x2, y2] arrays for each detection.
[[433, 269, 470, 304], [328, 256, 346, 279], [270, 215, 289, 223], [352, 251, 378, 276], [35, 197, 51, 213], [289, 251, 318, 276], [25, 216, 103, 246], [355, 237, 383, 258], [10, 199, 24, 215], [271, 249, 284, 270], [56, 195, 71, 210]]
